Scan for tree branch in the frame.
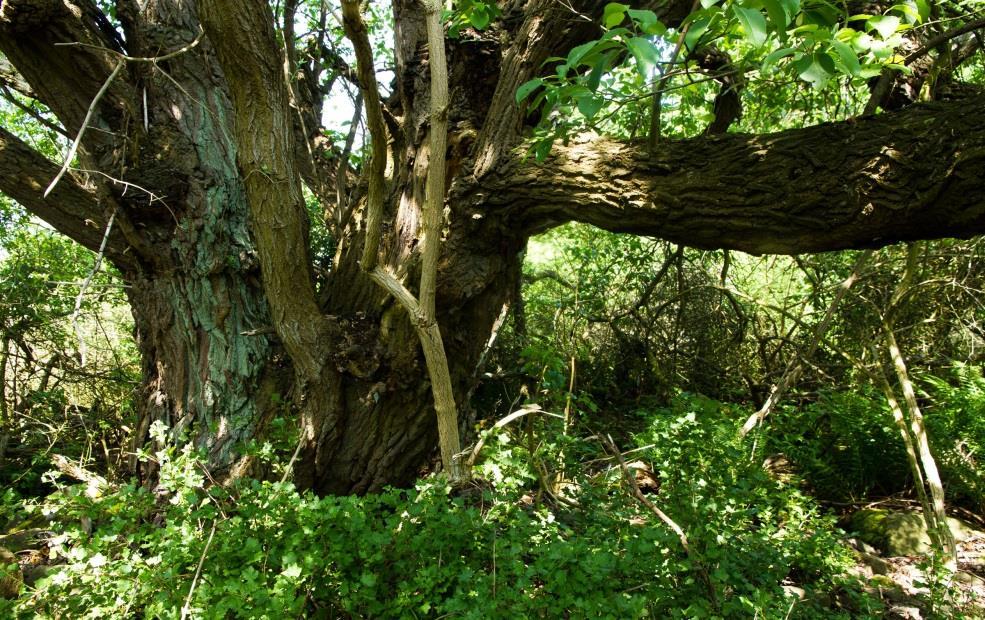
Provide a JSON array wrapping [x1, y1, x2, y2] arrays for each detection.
[[0, 0, 133, 136], [341, 0, 388, 270], [0, 127, 135, 268], [0, 54, 34, 99], [472, 96, 985, 254]]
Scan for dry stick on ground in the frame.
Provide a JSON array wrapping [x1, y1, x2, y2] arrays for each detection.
[[739, 250, 872, 437], [342, 0, 464, 479], [50, 453, 110, 497], [601, 434, 718, 608], [466, 405, 564, 468]]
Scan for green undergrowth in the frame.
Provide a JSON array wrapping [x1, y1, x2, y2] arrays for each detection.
[[765, 365, 985, 514], [1, 397, 882, 619]]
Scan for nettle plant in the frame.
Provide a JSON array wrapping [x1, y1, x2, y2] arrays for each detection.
[[516, 0, 928, 157]]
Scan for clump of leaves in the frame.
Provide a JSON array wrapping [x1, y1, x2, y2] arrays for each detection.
[[516, 1, 930, 159]]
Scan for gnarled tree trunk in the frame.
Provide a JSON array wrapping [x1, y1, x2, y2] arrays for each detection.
[[1, 0, 984, 494]]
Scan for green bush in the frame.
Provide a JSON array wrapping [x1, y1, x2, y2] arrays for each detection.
[[765, 369, 985, 514], [2, 399, 879, 619], [631, 394, 870, 618]]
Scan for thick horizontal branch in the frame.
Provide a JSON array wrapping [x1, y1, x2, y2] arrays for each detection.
[[0, 127, 135, 267], [474, 96, 985, 254]]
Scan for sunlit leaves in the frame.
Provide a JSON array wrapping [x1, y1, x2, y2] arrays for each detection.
[[868, 15, 901, 39], [829, 39, 861, 77], [683, 12, 716, 52], [444, 0, 501, 38], [602, 2, 630, 28], [515, 6, 668, 159], [516, 0, 936, 159], [733, 6, 768, 47], [626, 36, 661, 79]]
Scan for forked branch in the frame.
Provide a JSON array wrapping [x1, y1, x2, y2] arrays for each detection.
[[342, 0, 464, 479]]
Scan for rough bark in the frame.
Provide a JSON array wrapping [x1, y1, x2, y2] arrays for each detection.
[[197, 0, 329, 381], [471, 96, 985, 255]]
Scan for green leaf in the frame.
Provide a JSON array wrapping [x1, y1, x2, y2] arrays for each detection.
[[762, 0, 790, 40], [853, 31, 875, 51], [599, 26, 630, 42], [626, 36, 660, 79], [567, 41, 597, 68], [684, 16, 711, 52], [868, 15, 900, 39], [761, 46, 796, 72], [914, 0, 931, 22], [733, 6, 768, 47], [587, 51, 614, 91], [468, 6, 490, 29], [778, 0, 801, 22], [890, 2, 919, 24], [805, 5, 839, 27], [627, 9, 666, 35], [794, 52, 832, 88], [829, 39, 861, 76], [858, 63, 884, 78], [515, 78, 543, 103], [868, 37, 892, 59], [282, 564, 302, 579], [603, 2, 629, 28], [700, 0, 720, 8], [576, 94, 605, 119], [816, 50, 836, 74]]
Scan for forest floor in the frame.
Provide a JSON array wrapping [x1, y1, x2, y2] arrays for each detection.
[[846, 532, 985, 618]]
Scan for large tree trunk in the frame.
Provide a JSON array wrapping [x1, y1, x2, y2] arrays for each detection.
[[2, 0, 985, 495], [124, 259, 282, 481]]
